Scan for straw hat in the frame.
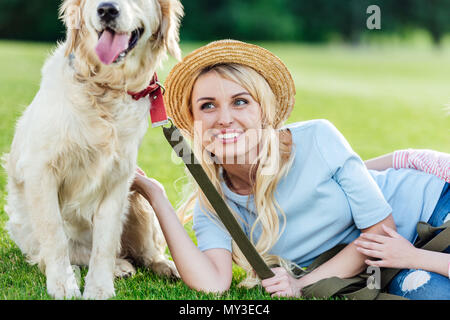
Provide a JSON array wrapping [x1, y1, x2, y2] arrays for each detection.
[[163, 39, 296, 134]]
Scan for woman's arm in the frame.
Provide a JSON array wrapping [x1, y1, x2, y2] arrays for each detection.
[[132, 169, 233, 293], [393, 149, 449, 183], [364, 153, 394, 171], [298, 214, 396, 288], [365, 149, 450, 183], [262, 214, 397, 297], [355, 224, 450, 277]]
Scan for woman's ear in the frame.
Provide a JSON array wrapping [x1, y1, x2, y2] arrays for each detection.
[[157, 0, 184, 61], [59, 0, 83, 57]]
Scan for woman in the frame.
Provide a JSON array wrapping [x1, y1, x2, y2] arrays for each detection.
[[132, 40, 449, 299]]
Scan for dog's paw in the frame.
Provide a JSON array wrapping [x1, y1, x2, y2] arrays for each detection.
[[46, 271, 82, 300], [152, 259, 180, 278], [83, 262, 116, 300], [114, 258, 136, 278], [82, 281, 115, 300]]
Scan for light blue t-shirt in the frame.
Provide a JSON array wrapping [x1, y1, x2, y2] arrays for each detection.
[[192, 120, 445, 267]]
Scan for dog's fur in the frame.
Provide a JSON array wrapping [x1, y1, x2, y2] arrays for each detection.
[[2, 0, 183, 299]]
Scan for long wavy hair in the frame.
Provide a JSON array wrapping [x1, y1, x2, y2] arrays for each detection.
[[177, 63, 295, 287]]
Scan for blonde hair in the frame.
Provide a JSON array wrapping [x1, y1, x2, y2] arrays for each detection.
[[177, 63, 295, 287]]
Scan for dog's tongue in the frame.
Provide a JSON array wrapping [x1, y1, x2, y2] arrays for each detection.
[[95, 30, 130, 65]]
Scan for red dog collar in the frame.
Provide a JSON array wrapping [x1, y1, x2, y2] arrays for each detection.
[[128, 73, 169, 127]]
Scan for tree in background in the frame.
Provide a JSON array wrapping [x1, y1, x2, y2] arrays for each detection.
[[409, 0, 450, 46], [0, 0, 448, 45], [0, 0, 64, 42], [181, 0, 299, 41]]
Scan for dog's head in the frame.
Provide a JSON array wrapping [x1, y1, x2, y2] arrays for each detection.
[[60, 0, 183, 70]]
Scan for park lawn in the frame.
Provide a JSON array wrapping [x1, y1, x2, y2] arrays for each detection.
[[0, 40, 449, 300]]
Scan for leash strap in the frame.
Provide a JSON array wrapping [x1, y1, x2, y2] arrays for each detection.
[[162, 120, 275, 280]]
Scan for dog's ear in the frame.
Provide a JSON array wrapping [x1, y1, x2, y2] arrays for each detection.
[[59, 0, 83, 57], [157, 0, 184, 61]]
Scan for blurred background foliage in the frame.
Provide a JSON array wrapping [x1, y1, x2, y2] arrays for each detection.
[[0, 0, 449, 46]]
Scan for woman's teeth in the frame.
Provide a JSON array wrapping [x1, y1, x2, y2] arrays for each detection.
[[217, 132, 241, 140]]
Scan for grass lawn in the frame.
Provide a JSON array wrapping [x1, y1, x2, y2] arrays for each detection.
[[0, 40, 449, 300]]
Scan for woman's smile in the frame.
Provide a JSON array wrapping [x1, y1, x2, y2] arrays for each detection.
[[215, 129, 244, 144]]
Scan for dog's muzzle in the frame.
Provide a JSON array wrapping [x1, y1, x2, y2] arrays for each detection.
[[97, 2, 120, 23], [94, 1, 145, 65]]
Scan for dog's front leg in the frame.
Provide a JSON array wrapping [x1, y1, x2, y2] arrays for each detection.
[[26, 171, 81, 299], [83, 182, 129, 300]]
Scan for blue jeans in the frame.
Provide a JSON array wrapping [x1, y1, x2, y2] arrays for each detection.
[[388, 183, 450, 300]]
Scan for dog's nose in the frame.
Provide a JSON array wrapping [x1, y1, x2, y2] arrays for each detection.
[[97, 2, 120, 22]]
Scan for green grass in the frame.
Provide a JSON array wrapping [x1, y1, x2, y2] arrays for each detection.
[[0, 40, 449, 300]]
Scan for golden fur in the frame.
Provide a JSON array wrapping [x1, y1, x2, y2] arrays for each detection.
[[3, 0, 183, 299]]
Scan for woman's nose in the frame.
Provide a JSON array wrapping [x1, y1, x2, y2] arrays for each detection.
[[217, 106, 233, 126]]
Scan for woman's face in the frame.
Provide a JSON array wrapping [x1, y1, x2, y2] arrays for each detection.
[[191, 70, 263, 164]]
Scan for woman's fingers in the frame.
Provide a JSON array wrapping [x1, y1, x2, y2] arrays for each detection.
[[264, 283, 286, 294], [261, 268, 287, 287], [365, 259, 387, 268], [359, 232, 388, 244], [262, 268, 293, 297], [136, 167, 147, 176], [355, 246, 383, 259], [354, 239, 383, 251], [382, 224, 401, 238]]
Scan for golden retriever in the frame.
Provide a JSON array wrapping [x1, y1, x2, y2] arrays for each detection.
[[2, 0, 183, 300]]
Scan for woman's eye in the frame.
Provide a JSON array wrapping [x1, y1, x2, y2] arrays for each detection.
[[234, 98, 248, 106], [200, 102, 215, 110]]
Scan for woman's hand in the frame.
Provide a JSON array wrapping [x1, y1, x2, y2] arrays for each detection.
[[131, 167, 168, 206], [130, 167, 234, 293], [354, 224, 417, 270], [261, 267, 302, 298], [130, 167, 147, 195]]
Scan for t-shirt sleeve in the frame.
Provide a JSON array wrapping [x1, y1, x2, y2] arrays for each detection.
[[192, 199, 233, 253], [313, 120, 392, 229]]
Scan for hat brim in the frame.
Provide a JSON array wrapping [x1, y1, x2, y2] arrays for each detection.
[[164, 39, 296, 134]]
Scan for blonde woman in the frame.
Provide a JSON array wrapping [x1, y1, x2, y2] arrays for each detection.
[[132, 40, 449, 299]]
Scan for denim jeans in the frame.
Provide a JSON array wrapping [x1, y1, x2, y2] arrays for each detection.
[[388, 182, 450, 300]]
